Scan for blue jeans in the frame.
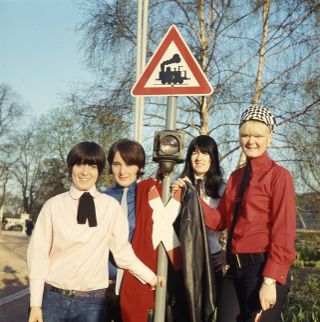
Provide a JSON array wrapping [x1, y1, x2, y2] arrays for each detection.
[[42, 287, 107, 322]]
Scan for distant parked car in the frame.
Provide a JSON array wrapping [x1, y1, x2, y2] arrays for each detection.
[[4, 224, 23, 231]]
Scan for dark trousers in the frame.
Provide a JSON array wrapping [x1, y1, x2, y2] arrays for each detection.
[[214, 268, 223, 306], [217, 259, 290, 322], [211, 251, 224, 306], [105, 283, 122, 322], [166, 266, 191, 322]]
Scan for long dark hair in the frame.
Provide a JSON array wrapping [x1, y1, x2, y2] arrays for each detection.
[[180, 135, 223, 198]]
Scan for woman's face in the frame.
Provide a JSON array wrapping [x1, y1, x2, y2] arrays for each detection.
[[239, 120, 272, 158], [190, 148, 211, 178], [111, 151, 139, 188], [72, 163, 99, 191]]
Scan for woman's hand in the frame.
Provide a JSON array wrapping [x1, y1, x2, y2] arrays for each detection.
[[171, 177, 191, 193], [149, 275, 166, 290], [259, 280, 276, 311], [28, 306, 43, 322], [212, 250, 226, 272]]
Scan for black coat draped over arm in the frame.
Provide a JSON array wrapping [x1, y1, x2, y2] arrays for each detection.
[[177, 182, 216, 322]]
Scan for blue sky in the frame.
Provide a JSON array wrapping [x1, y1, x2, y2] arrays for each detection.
[[0, 0, 94, 116]]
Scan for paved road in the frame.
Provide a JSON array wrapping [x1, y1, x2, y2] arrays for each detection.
[[0, 230, 30, 321]]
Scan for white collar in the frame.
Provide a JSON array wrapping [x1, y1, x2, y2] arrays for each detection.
[[69, 184, 98, 200]]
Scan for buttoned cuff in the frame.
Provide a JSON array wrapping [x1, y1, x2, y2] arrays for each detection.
[[262, 260, 289, 285]]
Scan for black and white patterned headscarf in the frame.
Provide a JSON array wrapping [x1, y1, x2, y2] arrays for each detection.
[[240, 105, 276, 134]]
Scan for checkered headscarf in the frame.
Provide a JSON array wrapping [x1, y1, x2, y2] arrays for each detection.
[[240, 105, 276, 133]]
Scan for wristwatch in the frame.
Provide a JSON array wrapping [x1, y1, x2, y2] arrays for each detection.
[[263, 277, 276, 285]]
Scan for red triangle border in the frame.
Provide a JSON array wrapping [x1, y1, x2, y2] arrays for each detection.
[[132, 25, 213, 97]]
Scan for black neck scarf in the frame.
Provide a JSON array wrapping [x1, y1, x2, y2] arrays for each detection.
[[77, 192, 97, 227], [226, 160, 252, 265]]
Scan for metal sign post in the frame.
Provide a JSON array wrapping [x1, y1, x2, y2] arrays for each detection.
[[153, 96, 177, 322], [132, 25, 213, 322], [134, 0, 149, 143]]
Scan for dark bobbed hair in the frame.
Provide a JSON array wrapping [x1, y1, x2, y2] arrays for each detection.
[[67, 141, 106, 176], [107, 139, 145, 178], [180, 135, 223, 198]]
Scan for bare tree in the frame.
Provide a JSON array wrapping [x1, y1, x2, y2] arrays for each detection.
[[2, 191, 23, 217], [77, 0, 320, 179], [0, 84, 24, 208], [0, 84, 23, 136], [291, 86, 320, 193], [10, 129, 43, 215], [63, 83, 130, 148]]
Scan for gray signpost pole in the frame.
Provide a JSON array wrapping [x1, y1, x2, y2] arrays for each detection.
[[153, 96, 177, 322], [134, 0, 148, 143], [131, 24, 212, 322]]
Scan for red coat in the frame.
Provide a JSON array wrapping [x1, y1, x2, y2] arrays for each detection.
[[120, 178, 161, 322]]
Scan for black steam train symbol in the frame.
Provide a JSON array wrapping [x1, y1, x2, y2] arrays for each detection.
[[156, 53, 190, 85]]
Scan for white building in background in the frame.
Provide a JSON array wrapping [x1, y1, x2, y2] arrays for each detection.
[[3, 213, 31, 232]]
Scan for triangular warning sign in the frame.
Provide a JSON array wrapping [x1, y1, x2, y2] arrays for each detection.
[[131, 25, 213, 97]]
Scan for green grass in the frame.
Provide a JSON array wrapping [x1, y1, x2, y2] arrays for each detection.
[[281, 230, 320, 322]]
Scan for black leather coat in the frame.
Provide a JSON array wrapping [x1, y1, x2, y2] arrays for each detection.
[[177, 182, 216, 322]]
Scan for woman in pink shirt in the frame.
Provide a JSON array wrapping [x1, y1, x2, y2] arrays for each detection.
[[27, 141, 163, 322]]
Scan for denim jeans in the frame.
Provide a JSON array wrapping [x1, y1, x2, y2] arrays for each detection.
[[42, 287, 107, 322]]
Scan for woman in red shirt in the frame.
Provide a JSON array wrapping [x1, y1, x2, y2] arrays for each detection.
[[203, 105, 296, 321]]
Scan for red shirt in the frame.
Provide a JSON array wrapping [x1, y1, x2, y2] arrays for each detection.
[[202, 152, 296, 285]]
